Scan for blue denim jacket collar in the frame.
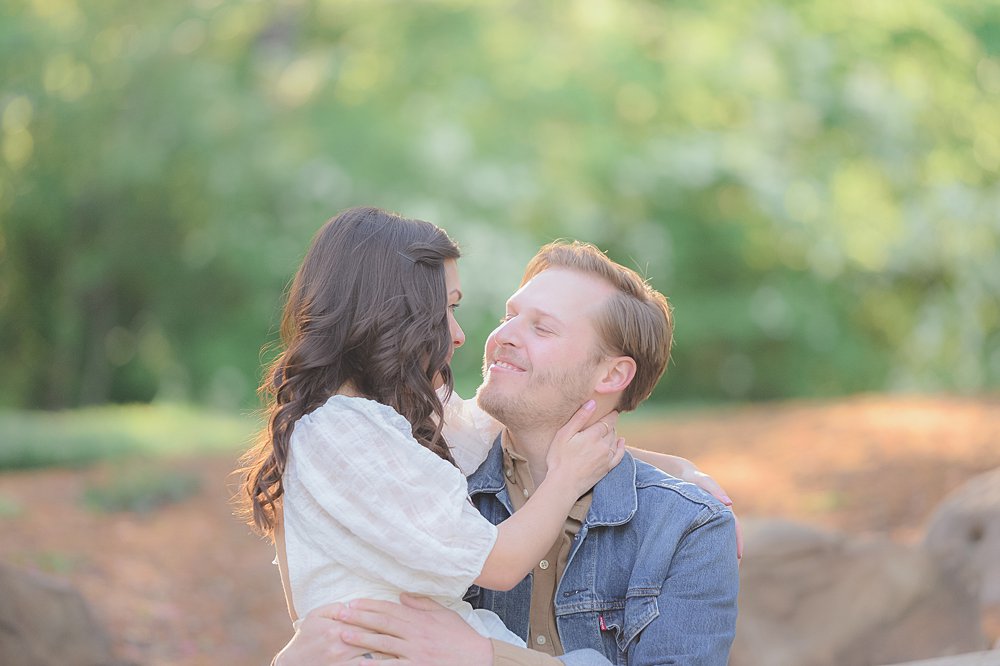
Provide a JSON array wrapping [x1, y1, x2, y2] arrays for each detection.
[[466, 432, 639, 528]]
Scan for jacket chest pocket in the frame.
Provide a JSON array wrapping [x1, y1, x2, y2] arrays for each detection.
[[596, 594, 659, 663]]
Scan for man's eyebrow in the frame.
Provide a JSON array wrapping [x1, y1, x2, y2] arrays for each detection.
[[532, 308, 564, 324], [527, 306, 565, 326]]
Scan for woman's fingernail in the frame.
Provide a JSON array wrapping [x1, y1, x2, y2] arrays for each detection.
[[584, 400, 596, 410], [722, 495, 733, 505]]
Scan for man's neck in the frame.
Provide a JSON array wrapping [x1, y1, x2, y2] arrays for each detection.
[[503, 406, 616, 487], [503, 426, 557, 487]]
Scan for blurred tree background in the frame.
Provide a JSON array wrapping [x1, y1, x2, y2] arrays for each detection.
[[1, 0, 998, 411]]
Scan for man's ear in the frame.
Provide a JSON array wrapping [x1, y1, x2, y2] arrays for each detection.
[[594, 356, 637, 396]]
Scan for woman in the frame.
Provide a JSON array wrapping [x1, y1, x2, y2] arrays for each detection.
[[237, 207, 626, 647]]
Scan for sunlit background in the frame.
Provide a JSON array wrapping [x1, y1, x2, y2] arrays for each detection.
[[2, 0, 998, 410], [2, 1, 999, 664]]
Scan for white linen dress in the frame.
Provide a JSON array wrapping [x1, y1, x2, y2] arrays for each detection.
[[281, 393, 521, 644]]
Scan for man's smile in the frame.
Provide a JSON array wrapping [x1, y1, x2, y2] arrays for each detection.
[[488, 359, 526, 373]]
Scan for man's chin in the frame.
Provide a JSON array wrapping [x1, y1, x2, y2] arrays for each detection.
[[475, 385, 511, 421], [473, 384, 495, 412]]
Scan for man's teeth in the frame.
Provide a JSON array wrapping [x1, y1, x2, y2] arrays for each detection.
[[493, 361, 521, 371]]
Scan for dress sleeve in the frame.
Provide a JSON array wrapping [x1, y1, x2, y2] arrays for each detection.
[[286, 398, 499, 599], [440, 389, 502, 476]]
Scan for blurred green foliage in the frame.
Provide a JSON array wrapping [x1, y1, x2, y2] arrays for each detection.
[[0, 404, 256, 469], [0, 0, 998, 408], [82, 460, 201, 513]]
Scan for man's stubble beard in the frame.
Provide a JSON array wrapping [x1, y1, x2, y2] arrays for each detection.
[[475, 362, 596, 433]]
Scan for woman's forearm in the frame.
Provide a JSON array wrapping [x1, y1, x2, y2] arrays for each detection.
[[474, 474, 578, 591]]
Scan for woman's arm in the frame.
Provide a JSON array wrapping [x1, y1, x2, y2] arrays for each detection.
[[628, 449, 731, 503], [475, 402, 623, 590]]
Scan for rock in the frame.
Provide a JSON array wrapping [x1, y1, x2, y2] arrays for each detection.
[[924, 467, 1000, 645], [731, 519, 987, 666], [882, 650, 1000, 666], [0, 561, 129, 666]]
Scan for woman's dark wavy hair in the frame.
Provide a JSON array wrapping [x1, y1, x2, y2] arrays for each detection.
[[236, 206, 461, 538]]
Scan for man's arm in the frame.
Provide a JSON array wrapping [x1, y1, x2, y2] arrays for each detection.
[[272, 603, 377, 666], [336, 595, 610, 666], [331, 595, 494, 665]]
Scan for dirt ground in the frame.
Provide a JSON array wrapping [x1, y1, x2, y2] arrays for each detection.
[[2, 394, 999, 665]]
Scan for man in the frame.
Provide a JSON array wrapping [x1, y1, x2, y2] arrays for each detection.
[[276, 241, 739, 665]]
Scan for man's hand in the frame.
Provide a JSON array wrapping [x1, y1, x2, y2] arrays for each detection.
[[335, 594, 494, 666], [272, 603, 374, 666]]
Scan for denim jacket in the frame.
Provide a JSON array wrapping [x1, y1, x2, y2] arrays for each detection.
[[464, 440, 739, 666]]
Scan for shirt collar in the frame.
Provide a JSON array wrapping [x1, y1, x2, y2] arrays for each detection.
[[467, 430, 638, 527]]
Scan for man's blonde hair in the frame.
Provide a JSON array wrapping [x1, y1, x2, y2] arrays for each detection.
[[521, 240, 673, 412]]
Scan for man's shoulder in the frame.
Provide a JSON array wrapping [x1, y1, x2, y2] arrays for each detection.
[[631, 457, 733, 523]]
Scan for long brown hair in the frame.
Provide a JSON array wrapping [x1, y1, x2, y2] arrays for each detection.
[[237, 207, 461, 538]]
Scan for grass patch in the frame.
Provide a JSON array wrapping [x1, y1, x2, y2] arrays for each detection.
[[83, 461, 202, 513], [803, 490, 846, 513], [0, 403, 259, 471], [28, 551, 83, 576]]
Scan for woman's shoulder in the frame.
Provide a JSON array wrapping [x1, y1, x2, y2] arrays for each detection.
[[297, 394, 413, 440], [289, 393, 466, 485], [440, 391, 501, 476]]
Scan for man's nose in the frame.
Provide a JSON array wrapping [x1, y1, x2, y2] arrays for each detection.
[[493, 318, 519, 347]]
